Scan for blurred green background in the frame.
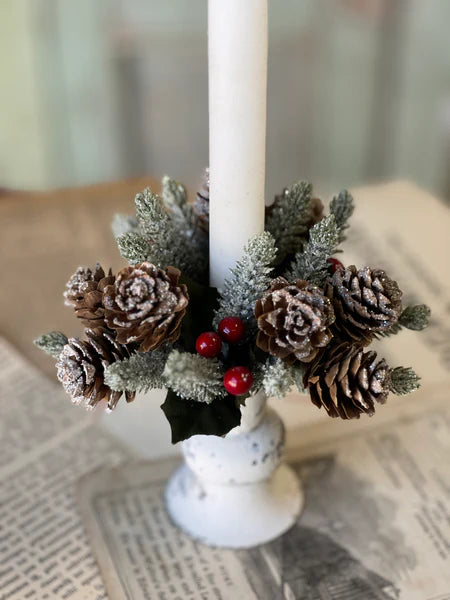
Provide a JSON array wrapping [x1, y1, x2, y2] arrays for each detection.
[[1, 0, 450, 200]]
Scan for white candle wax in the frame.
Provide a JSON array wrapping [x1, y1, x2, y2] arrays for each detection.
[[208, 0, 268, 288]]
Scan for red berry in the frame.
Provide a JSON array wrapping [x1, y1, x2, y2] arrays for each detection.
[[223, 366, 254, 396], [327, 257, 344, 273], [218, 316, 246, 344], [196, 332, 222, 358]]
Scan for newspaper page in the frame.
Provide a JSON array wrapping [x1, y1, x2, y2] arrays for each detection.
[[0, 338, 134, 599], [78, 384, 450, 600]]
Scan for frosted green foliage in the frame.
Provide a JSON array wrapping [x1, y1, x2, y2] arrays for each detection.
[[261, 358, 294, 399], [161, 175, 192, 225], [399, 304, 430, 331], [379, 304, 431, 338], [389, 367, 421, 395], [330, 190, 354, 243], [163, 350, 226, 404], [130, 187, 207, 280], [116, 231, 149, 265], [105, 349, 168, 392], [288, 214, 339, 286], [34, 332, 68, 359], [111, 214, 140, 239], [213, 232, 277, 333], [265, 181, 314, 263]]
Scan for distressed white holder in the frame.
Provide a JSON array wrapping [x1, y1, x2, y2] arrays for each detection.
[[165, 389, 304, 548]]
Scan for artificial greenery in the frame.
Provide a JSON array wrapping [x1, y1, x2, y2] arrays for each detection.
[[117, 187, 207, 281], [389, 367, 421, 395], [260, 357, 295, 399], [163, 350, 226, 404], [161, 389, 241, 444], [213, 231, 277, 334], [329, 189, 354, 243], [379, 304, 431, 337], [105, 348, 168, 393], [35, 172, 430, 444], [265, 181, 314, 266], [288, 214, 339, 285], [34, 331, 68, 358]]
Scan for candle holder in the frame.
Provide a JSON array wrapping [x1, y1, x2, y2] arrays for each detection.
[[35, 173, 429, 549], [165, 389, 303, 548]]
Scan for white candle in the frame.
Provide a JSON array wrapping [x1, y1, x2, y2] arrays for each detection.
[[208, 0, 268, 288]]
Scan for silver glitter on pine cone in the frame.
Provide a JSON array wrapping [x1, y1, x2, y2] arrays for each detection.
[[325, 265, 402, 343], [56, 327, 135, 411], [255, 277, 335, 364], [103, 262, 189, 352], [306, 342, 390, 419], [64, 263, 114, 328]]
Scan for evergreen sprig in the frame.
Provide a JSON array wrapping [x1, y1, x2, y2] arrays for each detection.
[[399, 304, 431, 330], [34, 331, 68, 358], [389, 367, 421, 395], [287, 214, 339, 286], [330, 189, 354, 243], [163, 350, 226, 404], [116, 187, 207, 281], [260, 357, 294, 399], [116, 231, 149, 265], [105, 349, 168, 393], [378, 304, 431, 338], [213, 232, 277, 333], [161, 175, 192, 226], [265, 181, 314, 264]]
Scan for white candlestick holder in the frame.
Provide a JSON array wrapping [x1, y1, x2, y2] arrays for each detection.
[[165, 389, 303, 548]]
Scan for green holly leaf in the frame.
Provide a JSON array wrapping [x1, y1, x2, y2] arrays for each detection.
[[161, 389, 241, 444]]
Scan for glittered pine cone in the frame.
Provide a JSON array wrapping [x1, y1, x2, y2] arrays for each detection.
[[103, 262, 188, 352], [64, 263, 115, 328], [325, 266, 402, 344], [56, 327, 135, 411], [255, 277, 335, 364], [193, 168, 210, 233], [305, 343, 390, 419]]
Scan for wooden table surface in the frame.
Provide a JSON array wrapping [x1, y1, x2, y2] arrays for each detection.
[[0, 177, 158, 379]]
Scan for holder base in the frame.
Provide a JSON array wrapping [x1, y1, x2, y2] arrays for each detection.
[[165, 462, 303, 549]]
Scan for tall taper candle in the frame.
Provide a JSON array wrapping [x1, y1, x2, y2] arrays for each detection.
[[208, 0, 268, 288]]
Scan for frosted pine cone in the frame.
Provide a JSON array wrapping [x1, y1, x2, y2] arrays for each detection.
[[64, 263, 115, 328], [255, 277, 335, 364], [325, 266, 402, 343], [103, 262, 188, 352], [305, 343, 390, 419], [56, 327, 135, 411]]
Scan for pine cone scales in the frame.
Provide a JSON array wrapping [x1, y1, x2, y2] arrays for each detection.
[[56, 327, 135, 411], [64, 263, 115, 327], [326, 266, 402, 343], [103, 262, 188, 352], [306, 344, 390, 419], [255, 278, 335, 364]]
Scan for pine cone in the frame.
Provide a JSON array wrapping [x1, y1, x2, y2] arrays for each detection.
[[193, 168, 209, 233], [255, 277, 335, 364], [305, 343, 390, 419], [325, 266, 402, 343], [64, 263, 115, 328], [103, 262, 188, 352], [56, 327, 135, 411]]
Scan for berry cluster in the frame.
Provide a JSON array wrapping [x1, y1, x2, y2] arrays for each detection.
[[195, 316, 253, 396]]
